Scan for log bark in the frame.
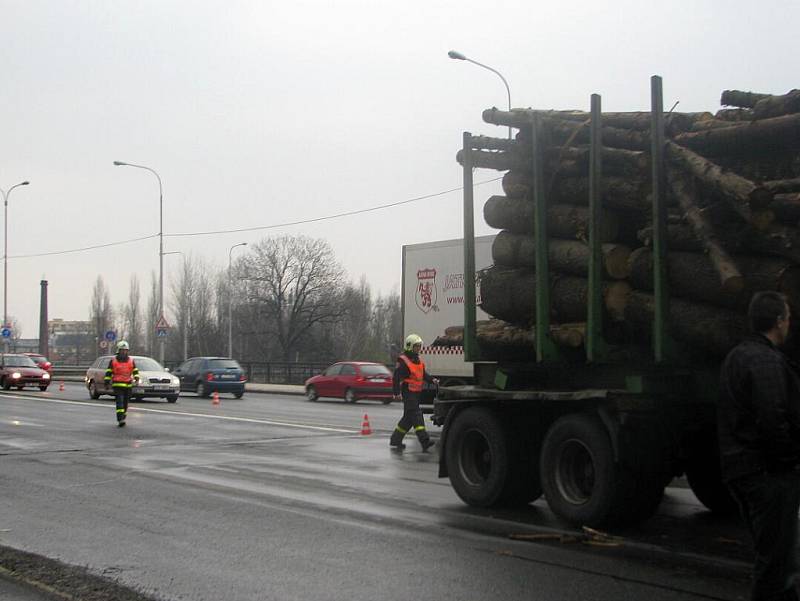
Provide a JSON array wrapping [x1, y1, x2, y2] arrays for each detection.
[[764, 178, 800, 194], [690, 119, 741, 132], [623, 291, 747, 357], [456, 145, 646, 176], [492, 231, 631, 279], [753, 90, 800, 119], [715, 108, 754, 122], [666, 141, 773, 219], [533, 120, 650, 151], [720, 90, 771, 109], [554, 175, 651, 211], [436, 319, 585, 350], [479, 266, 630, 325], [764, 193, 800, 226], [483, 196, 620, 242], [672, 113, 800, 156], [668, 170, 744, 292]]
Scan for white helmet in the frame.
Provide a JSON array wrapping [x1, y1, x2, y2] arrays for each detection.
[[116, 340, 130, 351], [404, 334, 423, 351]]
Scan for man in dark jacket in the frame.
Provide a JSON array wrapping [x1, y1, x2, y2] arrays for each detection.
[[390, 334, 437, 452], [104, 340, 140, 427], [719, 291, 800, 600]]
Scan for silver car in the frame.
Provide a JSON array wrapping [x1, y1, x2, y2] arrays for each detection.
[[85, 355, 180, 402]]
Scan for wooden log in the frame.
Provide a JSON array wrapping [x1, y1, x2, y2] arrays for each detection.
[[672, 113, 800, 156], [554, 175, 652, 211], [537, 120, 650, 151], [715, 108, 754, 122], [436, 319, 586, 350], [456, 149, 526, 172], [479, 266, 630, 325], [627, 248, 800, 311], [482, 108, 707, 136], [492, 231, 631, 279], [765, 193, 800, 225], [456, 145, 646, 176], [690, 119, 741, 132], [666, 141, 773, 218], [720, 90, 771, 109], [483, 196, 620, 242], [764, 178, 800, 194], [624, 291, 747, 357], [667, 170, 744, 292], [753, 90, 800, 119]]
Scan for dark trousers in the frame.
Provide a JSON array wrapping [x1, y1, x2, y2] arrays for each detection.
[[728, 471, 800, 601], [114, 387, 131, 422], [390, 391, 429, 446]]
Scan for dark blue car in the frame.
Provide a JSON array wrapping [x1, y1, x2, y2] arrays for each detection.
[[173, 357, 246, 398]]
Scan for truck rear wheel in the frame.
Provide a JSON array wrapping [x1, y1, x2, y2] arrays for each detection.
[[445, 406, 539, 507], [540, 413, 643, 526]]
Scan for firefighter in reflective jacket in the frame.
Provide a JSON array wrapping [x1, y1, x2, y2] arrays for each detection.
[[390, 334, 437, 451], [104, 340, 139, 427]]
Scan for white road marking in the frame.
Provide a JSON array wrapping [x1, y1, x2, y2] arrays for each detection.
[[1, 395, 357, 433]]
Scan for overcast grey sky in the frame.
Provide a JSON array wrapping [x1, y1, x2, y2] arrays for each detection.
[[2, 0, 798, 337]]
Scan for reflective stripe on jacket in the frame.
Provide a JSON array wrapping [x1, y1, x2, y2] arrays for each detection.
[[105, 357, 139, 388], [398, 354, 425, 392]]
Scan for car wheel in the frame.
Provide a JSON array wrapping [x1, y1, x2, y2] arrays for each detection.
[[234, 391, 244, 399], [197, 382, 210, 398], [382, 398, 393, 405], [17, 386, 23, 391], [133, 395, 144, 401], [166, 395, 178, 403], [306, 385, 318, 401], [1, 378, 9, 391], [89, 381, 101, 400], [344, 388, 357, 404], [39, 385, 48, 392]]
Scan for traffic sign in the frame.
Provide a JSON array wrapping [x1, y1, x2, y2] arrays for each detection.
[[156, 329, 168, 338], [105, 330, 117, 342], [155, 315, 170, 330], [1, 328, 11, 339]]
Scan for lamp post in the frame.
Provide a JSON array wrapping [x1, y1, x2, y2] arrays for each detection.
[[447, 50, 512, 139], [228, 242, 247, 358], [1, 180, 30, 348], [113, 161, 165, 363]]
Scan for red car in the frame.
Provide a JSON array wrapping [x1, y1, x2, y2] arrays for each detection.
[[0, 354, 51, 391], [23, 353, 53, 373], [305, 362, 394, 404]]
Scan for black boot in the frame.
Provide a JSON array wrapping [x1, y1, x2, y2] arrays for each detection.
[[420, 439, 435, 452], [389, 428, 406, 450]]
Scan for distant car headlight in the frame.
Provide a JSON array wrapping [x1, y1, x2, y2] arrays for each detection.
[[11, 372, 21, 379], [172, 377, 180, 385], [43, 373, 51, 379]]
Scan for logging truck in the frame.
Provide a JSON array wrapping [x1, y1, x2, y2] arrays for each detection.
[[434, 78, 800, 527], [401, 236, 495, 385]]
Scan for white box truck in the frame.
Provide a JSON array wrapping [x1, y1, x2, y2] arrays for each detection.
[[401, 235, 495, 385]]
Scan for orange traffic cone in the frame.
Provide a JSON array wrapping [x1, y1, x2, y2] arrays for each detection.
[[360, 413, 372, 436], [59, 381, 65, 392], [212, 391, 220, 406]]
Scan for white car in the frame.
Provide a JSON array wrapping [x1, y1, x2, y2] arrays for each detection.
[[85, 355, 180, 403]]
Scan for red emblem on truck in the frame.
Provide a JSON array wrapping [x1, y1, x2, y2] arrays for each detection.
[[415, 268, 438, 314]]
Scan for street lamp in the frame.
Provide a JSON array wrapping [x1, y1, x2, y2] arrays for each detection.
[[228, 242, 247, 358], [113, 161, 165, 363], [448, 50, 513, 139], [1, 180, 30, 348]]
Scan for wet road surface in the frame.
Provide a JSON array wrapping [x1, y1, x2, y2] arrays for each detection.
[[0, 383, 751, 600]]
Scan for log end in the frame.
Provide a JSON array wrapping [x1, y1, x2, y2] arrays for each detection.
[[604, 281, 632, 322]]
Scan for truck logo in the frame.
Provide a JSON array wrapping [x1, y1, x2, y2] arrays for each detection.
[[415, 268, 438, 314]]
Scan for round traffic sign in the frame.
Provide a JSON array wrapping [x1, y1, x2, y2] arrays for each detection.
[[1, 328, 11, 338], [105, 330, 117, 342]]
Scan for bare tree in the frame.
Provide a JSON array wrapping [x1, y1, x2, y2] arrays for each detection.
[[121, 274, 143, 351], [168, 256, 222, 361], [89, 276, 113, 356], [145, 272, 159, 357], [243, 235, 346, 362], [370, 290, 402, 363]]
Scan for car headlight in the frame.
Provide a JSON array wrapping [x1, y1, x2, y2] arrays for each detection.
[[172, 377, 180, 385], [11, 372, 21, 379], [43, 373, 51, 379]]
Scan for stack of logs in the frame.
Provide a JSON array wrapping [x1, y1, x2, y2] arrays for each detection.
[[434, 89, 800, 360]]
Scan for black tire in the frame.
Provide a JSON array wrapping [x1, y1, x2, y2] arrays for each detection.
[[306, 386, 318, 402], [686, 430, 738, 515], [234, 391, 244, 399], [445, 406, 537, 507], [540, 413, 633, 527], [89, 381, 101, 400], [344, 388, 357, 404], [1, 378, 9, 391], [17, 386, 24, 391], [197, 382, 210, 398], [166, 395, 178, 403], [382, 398, 393, 405], [39, 386, 48, 392]]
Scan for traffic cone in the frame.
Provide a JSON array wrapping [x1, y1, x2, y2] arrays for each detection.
[[212, 391, 220, 406], [59, 381, 65, 392], [360, 413, 372, 436]]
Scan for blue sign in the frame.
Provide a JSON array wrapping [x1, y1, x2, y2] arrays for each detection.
[[1, 328, 10, 339], [156, 329, 168, 338], [105, 330, 117, 342]]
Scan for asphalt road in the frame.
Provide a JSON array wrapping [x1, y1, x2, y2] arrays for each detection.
[[0, 383, 752, 600]]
